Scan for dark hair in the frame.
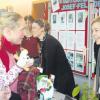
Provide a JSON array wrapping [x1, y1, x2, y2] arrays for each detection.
[[24, 15, 34, 22], [33, 19, 50, 32]]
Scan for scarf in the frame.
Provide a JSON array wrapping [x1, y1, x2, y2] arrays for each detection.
[[0, 36, 20, 72]]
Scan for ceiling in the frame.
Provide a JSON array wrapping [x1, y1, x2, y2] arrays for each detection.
[[32, 0, 49, 4]]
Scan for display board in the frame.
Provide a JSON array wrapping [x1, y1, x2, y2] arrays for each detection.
[[50, 0, 88, 75]]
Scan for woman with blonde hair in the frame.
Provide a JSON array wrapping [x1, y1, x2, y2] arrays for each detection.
[[92, 16, 100, 97], [0, 11, 34, 100]]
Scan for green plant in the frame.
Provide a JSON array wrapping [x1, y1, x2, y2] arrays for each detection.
[[72, 82, 99, 100]]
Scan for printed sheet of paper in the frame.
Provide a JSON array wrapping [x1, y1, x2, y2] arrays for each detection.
[[51, 0, 60, 12], [66, 31, 75, 50], [51, 12, 59, 30], [75, 31, 85, 51], [66, 11, 75, 30], [59, 31, 67, 49], [50, 31, 59, 40], [76, 10, 86, 30], [66, 50, 75, 70], [58, 12, 67, 30], [75, 51, 84, 72]]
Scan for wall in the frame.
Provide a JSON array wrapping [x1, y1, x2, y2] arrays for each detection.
[[0, 0, 32, 17], [32, 3, 48, 20]]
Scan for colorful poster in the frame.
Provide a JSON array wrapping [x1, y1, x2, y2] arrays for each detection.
[[76, 10, 86, 30], [66, 11, 75, 30], [75, 52, 84, 72], [59, 12, 67, 30], [66, 50, 75, 70]]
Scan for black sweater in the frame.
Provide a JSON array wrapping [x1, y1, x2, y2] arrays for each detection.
[[41, 34, 75, 96]]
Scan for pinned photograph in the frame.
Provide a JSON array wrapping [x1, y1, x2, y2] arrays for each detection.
[[53, 15, 57, 23], [66, 50, 74, 70], [68, 14, 73, 23], [51, 0, 60, 12], [66, 11, 75, 30], [59, 12, 67, 30], [51, 13, 59, 30], [76, 10, 86, 30], [75, 52, 84, 72], [78, 12, 83, 23]]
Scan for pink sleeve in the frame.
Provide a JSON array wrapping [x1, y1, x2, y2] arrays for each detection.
[[3, 65, 23, 87]]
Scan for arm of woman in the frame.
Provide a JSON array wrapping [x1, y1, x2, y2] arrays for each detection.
[[1, 50, 34, 88]]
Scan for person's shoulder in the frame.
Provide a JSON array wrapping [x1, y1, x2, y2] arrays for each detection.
[[47, 34, 59, 43], [47, 34, 62, 47], [94, 42, 100, 49]]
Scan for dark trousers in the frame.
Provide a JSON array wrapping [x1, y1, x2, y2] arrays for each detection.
[[9, 92, 21, 100]]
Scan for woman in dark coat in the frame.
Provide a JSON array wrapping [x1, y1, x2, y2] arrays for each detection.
[[94, 42, 100, 74], [32, 19, 75, 97]]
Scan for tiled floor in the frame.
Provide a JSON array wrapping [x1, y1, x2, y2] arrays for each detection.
[[52, 74, 94, 100], [74, 74, 94, 87]]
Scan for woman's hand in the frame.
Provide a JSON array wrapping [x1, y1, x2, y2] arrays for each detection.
[[0, 86, 11, 100]]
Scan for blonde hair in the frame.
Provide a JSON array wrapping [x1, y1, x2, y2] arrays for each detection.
[[91, 16, 100, 26], [0, 12, 22, 32]]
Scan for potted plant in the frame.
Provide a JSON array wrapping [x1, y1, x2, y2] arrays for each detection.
[[72, 82, 99, 100]]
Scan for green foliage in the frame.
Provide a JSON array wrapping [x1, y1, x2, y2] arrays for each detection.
[[72, 85, 80, 97], [36, 75, 48, 81], [72, 82, 99, 100]]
